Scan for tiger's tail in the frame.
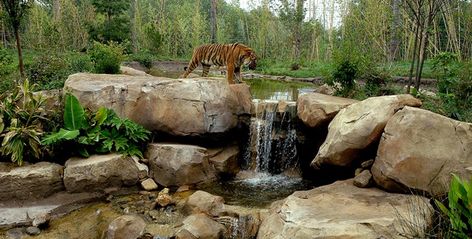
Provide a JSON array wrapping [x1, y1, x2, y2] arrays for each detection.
[[181, 49, 200, 78]]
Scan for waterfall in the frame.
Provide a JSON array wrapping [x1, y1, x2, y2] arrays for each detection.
[[243, 99, 299, 175]]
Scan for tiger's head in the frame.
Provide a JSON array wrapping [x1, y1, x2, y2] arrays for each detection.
[[241, 47, 257, 70]]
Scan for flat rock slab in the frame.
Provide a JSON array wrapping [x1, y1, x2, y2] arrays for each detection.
[[0, 192, 103, 229], [257, 179, 433, 239], [64, 73, 251, 137], [0, 162, 64, 201], [297, 93, 358, 128], [64, 154, 141, 193]]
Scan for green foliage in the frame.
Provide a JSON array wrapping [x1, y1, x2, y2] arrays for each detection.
[[143, 23, 162, 54], [42, 93, 151, 158], [432, 52, 460, 94], [27, 54, 70, 90], [131, 51, 155, 69], [89, 42, 124, 74], [89, 0, 130, 43], [0, 48, 15, 76], [332, 59, 358, 96], [361, 69, 393, 97], [69, 54, 94, 73], [435, 174, 472, 238], [0, 79, 47, 165]]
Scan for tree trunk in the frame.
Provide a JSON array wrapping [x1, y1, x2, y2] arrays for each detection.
[[406, 23, 420, 93], [293, 0, 304, 62], [14, 27, 24, 79], [210, 0, 217, 43], [390, 0, 401, 61], [131, 0, 138, 53]]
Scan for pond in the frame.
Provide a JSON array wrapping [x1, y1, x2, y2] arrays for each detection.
[[199, 172, 312, 208], [244, 78, 316, 101], [148, 68, 317, 102]]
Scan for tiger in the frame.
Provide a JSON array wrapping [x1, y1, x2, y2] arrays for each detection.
[[180, 43, 257, 84]]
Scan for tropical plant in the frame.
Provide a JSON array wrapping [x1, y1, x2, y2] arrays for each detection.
[[42, 93, 150, 158], [88, 41, 125, 74], [435, 174, 472, 238], [0, 79, 47, 165]]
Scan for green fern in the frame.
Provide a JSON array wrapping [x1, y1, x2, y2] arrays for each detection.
[[435, 174, 472, 239]]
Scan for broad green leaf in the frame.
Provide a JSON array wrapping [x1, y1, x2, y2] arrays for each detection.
[[0, 114, 4, 133], [64, 93, 87, 130], [94, 107, 108, 126], [41, 129, 80, 145]]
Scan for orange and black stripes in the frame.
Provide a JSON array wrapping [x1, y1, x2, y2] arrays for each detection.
[[181, 43, 256, 84]]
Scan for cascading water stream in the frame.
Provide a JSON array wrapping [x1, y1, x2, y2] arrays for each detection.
[[244, 99, 299, 175]]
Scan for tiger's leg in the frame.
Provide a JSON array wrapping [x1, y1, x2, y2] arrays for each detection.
[[226, 64, 235, 84], [202, 64, 210, 77], [234, 67, 244, 84]]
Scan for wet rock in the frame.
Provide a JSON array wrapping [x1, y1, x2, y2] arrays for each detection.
[[258, 180, 433, 239], [0, 162, 64, 201], [25, 226, 41, 236], [175, 213, 225, 239], [353, 170, 373, 188], [64, 154, 141, 193], [361, 159, 374, 169], [186, 190, 224, 217], [106, 215, 146, 239], [156, 188, 173, 207], [131, 156, 149, 179], [5, 228, 25, 239], [208, 145, 240, 177], [372, 107, 472, 196], [32, 212, 51, 227], [312, 94, 422, 168], [314, 84, 336, 95], [65, 73, 251, 137], [141, 178, 158, 191], [146, 144, 216, 187], [120, 66, 150, 76], [297, 93, 358, 128], [176, 185, 191, 193]]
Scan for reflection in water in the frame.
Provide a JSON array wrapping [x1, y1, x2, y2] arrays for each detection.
[[246, 79, 315, 101]]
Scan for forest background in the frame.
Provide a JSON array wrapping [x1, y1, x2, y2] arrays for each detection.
[[1, 0, 472, 120]]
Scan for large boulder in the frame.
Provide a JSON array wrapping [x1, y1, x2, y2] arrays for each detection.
[[297, 93, 358, 128], [146, 144, 216, 187], [0, 162, 64, 201], [372, 107, 472, 196], [257, 180, 433, 239], [106, 215, 146, 239], [312, 94, 421, 168], [208, 145, 240, 177], [175, 213, 226, 239], [185, 190, 225, 217], [64, 73, 251, 137], [64, 154, 142, 192]]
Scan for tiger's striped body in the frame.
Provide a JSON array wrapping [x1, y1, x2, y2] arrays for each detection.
[[181, 43, 257, 84]]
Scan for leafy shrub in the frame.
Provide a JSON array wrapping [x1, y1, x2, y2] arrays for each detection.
[[0, 48, 15, 76], [361, 69, 393, 97], [435, 174, 472, 238], [0, 80, 47, 165], [27, 54, 70, 90], [89, 42, 124, 74], [432, 52, 460, 94], [143, 23, 162, 53], [69, 53, 94, 73], [332, 59, 358, 96], [42, 93, 151, 158], [131, 52, 155, 69]]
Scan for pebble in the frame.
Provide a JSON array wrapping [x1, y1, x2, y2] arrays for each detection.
[[26, 226, 41, 236], [32, 212, 50, 228]]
